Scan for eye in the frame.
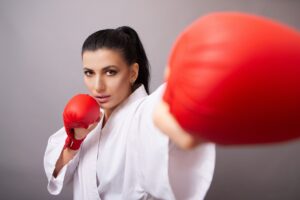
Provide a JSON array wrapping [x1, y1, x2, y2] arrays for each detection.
[[106, 70, 117, 76], [84, 70, 94, 77]]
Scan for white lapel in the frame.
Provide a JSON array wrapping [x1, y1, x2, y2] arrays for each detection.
[[79, 115, 104, 200]]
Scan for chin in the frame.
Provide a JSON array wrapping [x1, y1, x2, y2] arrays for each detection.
[[102, 102, 119, 112]]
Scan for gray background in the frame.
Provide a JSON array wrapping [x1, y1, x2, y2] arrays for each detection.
[[1, 0, 300, 199]]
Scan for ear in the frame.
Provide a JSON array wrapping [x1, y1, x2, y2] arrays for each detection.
[[130, 63, 139, 83]]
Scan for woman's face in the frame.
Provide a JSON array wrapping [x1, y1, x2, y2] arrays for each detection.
[[82, 48, 138, 117]]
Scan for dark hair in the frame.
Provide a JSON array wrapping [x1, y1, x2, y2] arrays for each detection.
[[81, 26, 150, 94]]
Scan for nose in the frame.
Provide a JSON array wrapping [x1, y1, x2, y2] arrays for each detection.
[[94, 75, 105, 93]]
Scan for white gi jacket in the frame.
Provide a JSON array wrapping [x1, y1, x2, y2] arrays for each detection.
[[44, 84, 215, 200]]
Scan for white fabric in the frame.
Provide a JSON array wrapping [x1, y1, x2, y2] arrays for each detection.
[[44, 84, 216, 200]]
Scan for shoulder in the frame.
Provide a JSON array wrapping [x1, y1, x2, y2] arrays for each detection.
[[138, 83, 166, 108], [148, 83, 166, 99]]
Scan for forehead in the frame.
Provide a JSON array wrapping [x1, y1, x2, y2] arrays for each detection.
[[82, 48, 127, 69]]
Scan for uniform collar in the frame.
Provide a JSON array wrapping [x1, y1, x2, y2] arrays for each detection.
[[125, 84, 148, 106]]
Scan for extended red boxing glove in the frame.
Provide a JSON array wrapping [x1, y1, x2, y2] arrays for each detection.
[[63, 94, 101, 150], [164, 12, 300, 145]]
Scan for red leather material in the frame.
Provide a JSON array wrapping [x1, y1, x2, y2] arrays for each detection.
[[63, 94, 100, 150], [164, 12, 300, 145]]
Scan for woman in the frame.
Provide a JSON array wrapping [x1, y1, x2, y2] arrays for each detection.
[[44, 26, 215, 200]]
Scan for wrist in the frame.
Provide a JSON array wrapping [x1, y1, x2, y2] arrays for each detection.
[[64, 136, 85, 150]]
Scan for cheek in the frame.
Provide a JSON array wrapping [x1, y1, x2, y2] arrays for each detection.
[[83, 77, 93, 92], [112, 73, 131, 90]]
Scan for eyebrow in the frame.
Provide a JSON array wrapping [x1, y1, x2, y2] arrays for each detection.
[[83, 65, 118, 71]]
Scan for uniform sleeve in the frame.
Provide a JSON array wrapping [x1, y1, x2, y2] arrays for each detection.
[[168, 141, 215, 200], [43, 127, 80, 195], [137, 84, 216, 200]]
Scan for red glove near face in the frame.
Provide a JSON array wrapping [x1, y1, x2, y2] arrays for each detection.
[[164, 12, 300, 145], [63, 94, 101, 150]]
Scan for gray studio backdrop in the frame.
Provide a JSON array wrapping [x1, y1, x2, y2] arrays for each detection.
[[1, 0, 300, 199]]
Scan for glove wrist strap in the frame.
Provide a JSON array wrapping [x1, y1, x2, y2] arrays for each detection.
[[64, 136, 85, 150]]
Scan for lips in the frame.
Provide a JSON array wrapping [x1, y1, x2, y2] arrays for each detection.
[[94, 95, 111, 104]]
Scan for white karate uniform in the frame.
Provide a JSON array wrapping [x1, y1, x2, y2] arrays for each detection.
[[44, 84, 215, 200]]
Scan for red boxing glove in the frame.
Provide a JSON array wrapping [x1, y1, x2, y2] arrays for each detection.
[[63, 94, 101, 150], [164, 12, 300, 145]]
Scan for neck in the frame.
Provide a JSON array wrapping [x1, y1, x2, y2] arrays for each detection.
[[102, 111, 111, 128], [101, 90, 134, 128]]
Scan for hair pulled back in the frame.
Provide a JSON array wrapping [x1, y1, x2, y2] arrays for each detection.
[[82, 26, 150, 94]]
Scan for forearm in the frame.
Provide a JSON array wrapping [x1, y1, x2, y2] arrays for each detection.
[[53, 148, 78, 178]]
